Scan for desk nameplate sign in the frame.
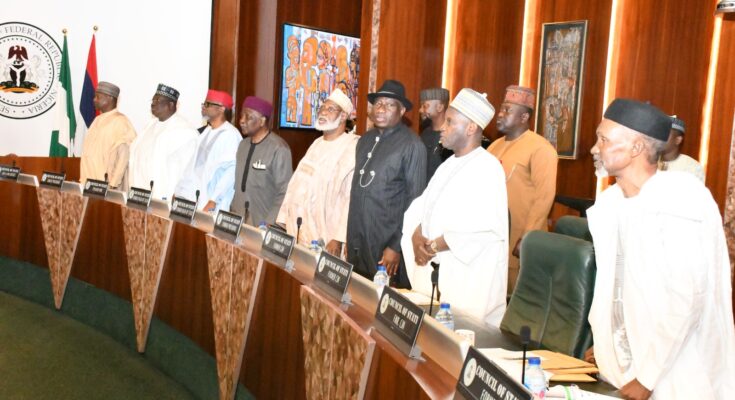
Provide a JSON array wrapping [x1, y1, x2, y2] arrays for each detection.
[[39, 171, 65, 189], [374, 286, 425, 359], [313, 251, 353, 304], [83, 178, 109, 198], [213, 210, 243, 243], [127, 187, 153, 211], [454, 346, 533, 400], [0, 165, 20, 181], [169, 195, 197, 224], [260, 227, 295, 270]]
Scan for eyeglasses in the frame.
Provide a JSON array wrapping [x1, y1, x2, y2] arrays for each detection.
[[318, 105, 341, 114], [201, 101, 223, 108]]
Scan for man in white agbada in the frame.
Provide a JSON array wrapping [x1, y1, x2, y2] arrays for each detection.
[[277, 89, 358, 257], [129, 84, 197, 200], [585, 98, 735, 400], [402, 88, 508, 328], [175, 90, 241, 212]]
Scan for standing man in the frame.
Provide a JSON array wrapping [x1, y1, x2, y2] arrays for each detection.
[[403, 88, 508, 327], [586, 99, 735, 399], [346, 79, 427, 287], [231, 96, 292, 225], [277, 90, 358, 255], [175, 90, 241, 212], [80, 81, 136, 189], [659, 116, 705, 182], [487, 85, 557, 293], [418, 87, 453, 180], [129, 84, 198, 200]]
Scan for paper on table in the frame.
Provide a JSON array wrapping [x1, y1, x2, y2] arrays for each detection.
[[547, 385, 619, 399], [479, 347, 547, 361], [396, 289, 439, 306], [480, 348, 596, 384]]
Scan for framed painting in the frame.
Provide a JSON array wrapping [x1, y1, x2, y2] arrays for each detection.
[[279, 23, 360, 130], [535, 20, 588, 159]]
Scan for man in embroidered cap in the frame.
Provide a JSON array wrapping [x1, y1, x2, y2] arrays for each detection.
[[175, 89, 241, 211], [585, 99, 735, 400], [402, 88, 508, 327], [346, 79, 427, 287], [659, 116, 705, 182], [487, 85, 557, 294], [419, 87, 453, 180], [231, 96, 292, 225], [80, 81, 137, 189], [277, 90, 357, 256], [129, 84, 198, 200]]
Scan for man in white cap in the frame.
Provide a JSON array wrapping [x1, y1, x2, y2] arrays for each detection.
[[80, 81, 137, 189], [129, 84, 198, 200], [402, 88, 508, 327], [277, 89, 358, 257]]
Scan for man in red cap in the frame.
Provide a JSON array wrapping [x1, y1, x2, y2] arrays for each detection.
[[175, 89, 241, 211], [231, 96, 292, 225], [487, 85, 557, 294]]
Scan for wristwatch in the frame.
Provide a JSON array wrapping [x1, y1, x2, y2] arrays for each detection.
[[429, 240, 439, 253]]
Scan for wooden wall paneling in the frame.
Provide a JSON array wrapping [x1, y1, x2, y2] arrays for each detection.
[[210, 0, 241, 96], [613, 0, 715, 160], [356, 0, 376, 135], [706, 13, 735, 213], [71, 199, 131, 302], [524, 0, 612, 200], [154, 222, 216, 355], [448, 0, 526, 142], [0, 181, 47, 267]]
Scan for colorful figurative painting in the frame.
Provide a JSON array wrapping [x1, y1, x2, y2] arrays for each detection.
[[536, 20, 588, 159], [279, 23, 360, 129]]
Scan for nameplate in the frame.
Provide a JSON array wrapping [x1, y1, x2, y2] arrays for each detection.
[[261, 227, 295, 262], [0, 165, 20, 181], [169, 195, 197, 223], [454, 346, 532, 400], [374, 286, 425, 358], [313, 252, 353, 303], [39, 171, 66, 189], [127, 186, 153, 211], [83, 178, 109, 198], [213, 210, 243, 243]]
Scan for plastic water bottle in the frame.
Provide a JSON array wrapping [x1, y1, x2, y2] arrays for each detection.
[[435, 302, 455, 331], [258, 221, 267, 238], [373, 265, 389, 298], [310, 239, 320, 252], [524, 356, 547, 399]]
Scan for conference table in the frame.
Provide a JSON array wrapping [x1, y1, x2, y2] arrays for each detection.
[[0, 156, 620, 399]]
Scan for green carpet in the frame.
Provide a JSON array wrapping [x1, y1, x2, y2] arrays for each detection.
[[0, 291, 196, 400]]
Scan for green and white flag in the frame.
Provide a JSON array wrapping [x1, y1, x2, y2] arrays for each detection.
[[49, 35, 76, 157]]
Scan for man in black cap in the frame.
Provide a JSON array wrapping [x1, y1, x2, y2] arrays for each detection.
[[419, 87, 453, 180], [585, 99, 735, 399], [659, 116, 704, 182], [346, 79, 427, 287], [129, 84, 198, 200]]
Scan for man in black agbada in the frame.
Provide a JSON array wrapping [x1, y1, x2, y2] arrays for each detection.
[[346, 79, 427, 288]]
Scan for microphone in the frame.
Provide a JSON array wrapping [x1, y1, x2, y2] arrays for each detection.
[[149, 180, 154, 191], [429, 262, 440, 315], [244, 201, 250, 224], [104, 173, 108, 182], [520, 325, 531, 386], [195, 189, 200, 209], [296, 217, 302, 244]]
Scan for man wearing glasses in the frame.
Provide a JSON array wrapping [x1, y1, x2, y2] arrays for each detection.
[[175, 90, 241, 212], [277, 90, 358, 257]]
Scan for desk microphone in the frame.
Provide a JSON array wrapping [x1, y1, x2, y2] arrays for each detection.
[[429, 262, 440, 315], [149, 180, 154, 191], [244, 201, 250, 223], [296, 217, 302, 243], [104, 173, 108, 182], [520, 325, 531, 385], [195, 189, 200, 209]]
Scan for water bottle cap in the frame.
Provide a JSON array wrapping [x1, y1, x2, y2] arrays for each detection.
[[259, 221, 266, 226], [440, 302, 450, 309], [311, 240, 318, 244], [528, 356, 541, 365], [377, 265, 386, 271]]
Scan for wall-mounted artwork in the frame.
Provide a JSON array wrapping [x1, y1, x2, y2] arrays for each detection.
[[535, 20, 588, 159], [279, 23, 360, 130]]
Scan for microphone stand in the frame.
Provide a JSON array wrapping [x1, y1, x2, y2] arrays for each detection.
[[296, 217, 302, 244], [243, 201, 250, 224], [429, 262, 440, 315], [520, 325, 531, 386]]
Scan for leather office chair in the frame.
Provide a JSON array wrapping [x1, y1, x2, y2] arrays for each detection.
[[554, 215, 592, 242], [500, 231, 596, 359]]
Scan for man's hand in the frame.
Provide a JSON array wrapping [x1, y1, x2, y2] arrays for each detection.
[[512, 237, 522, 258], [583, 346, 596, 365], [203, 200, 217, 213], [411, 226, 435, 266], [379, 247, 401, 276], [619, 379, 652, 400], [325, 240, 342, 257]]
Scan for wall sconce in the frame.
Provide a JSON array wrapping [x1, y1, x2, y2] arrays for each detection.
[[716, 1, 735, 13]]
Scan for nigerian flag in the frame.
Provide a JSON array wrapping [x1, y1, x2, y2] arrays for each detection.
[[49, 35, 76, 157]]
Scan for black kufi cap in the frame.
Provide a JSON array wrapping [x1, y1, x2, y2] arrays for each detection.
[[603, 98, 671, 141]]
